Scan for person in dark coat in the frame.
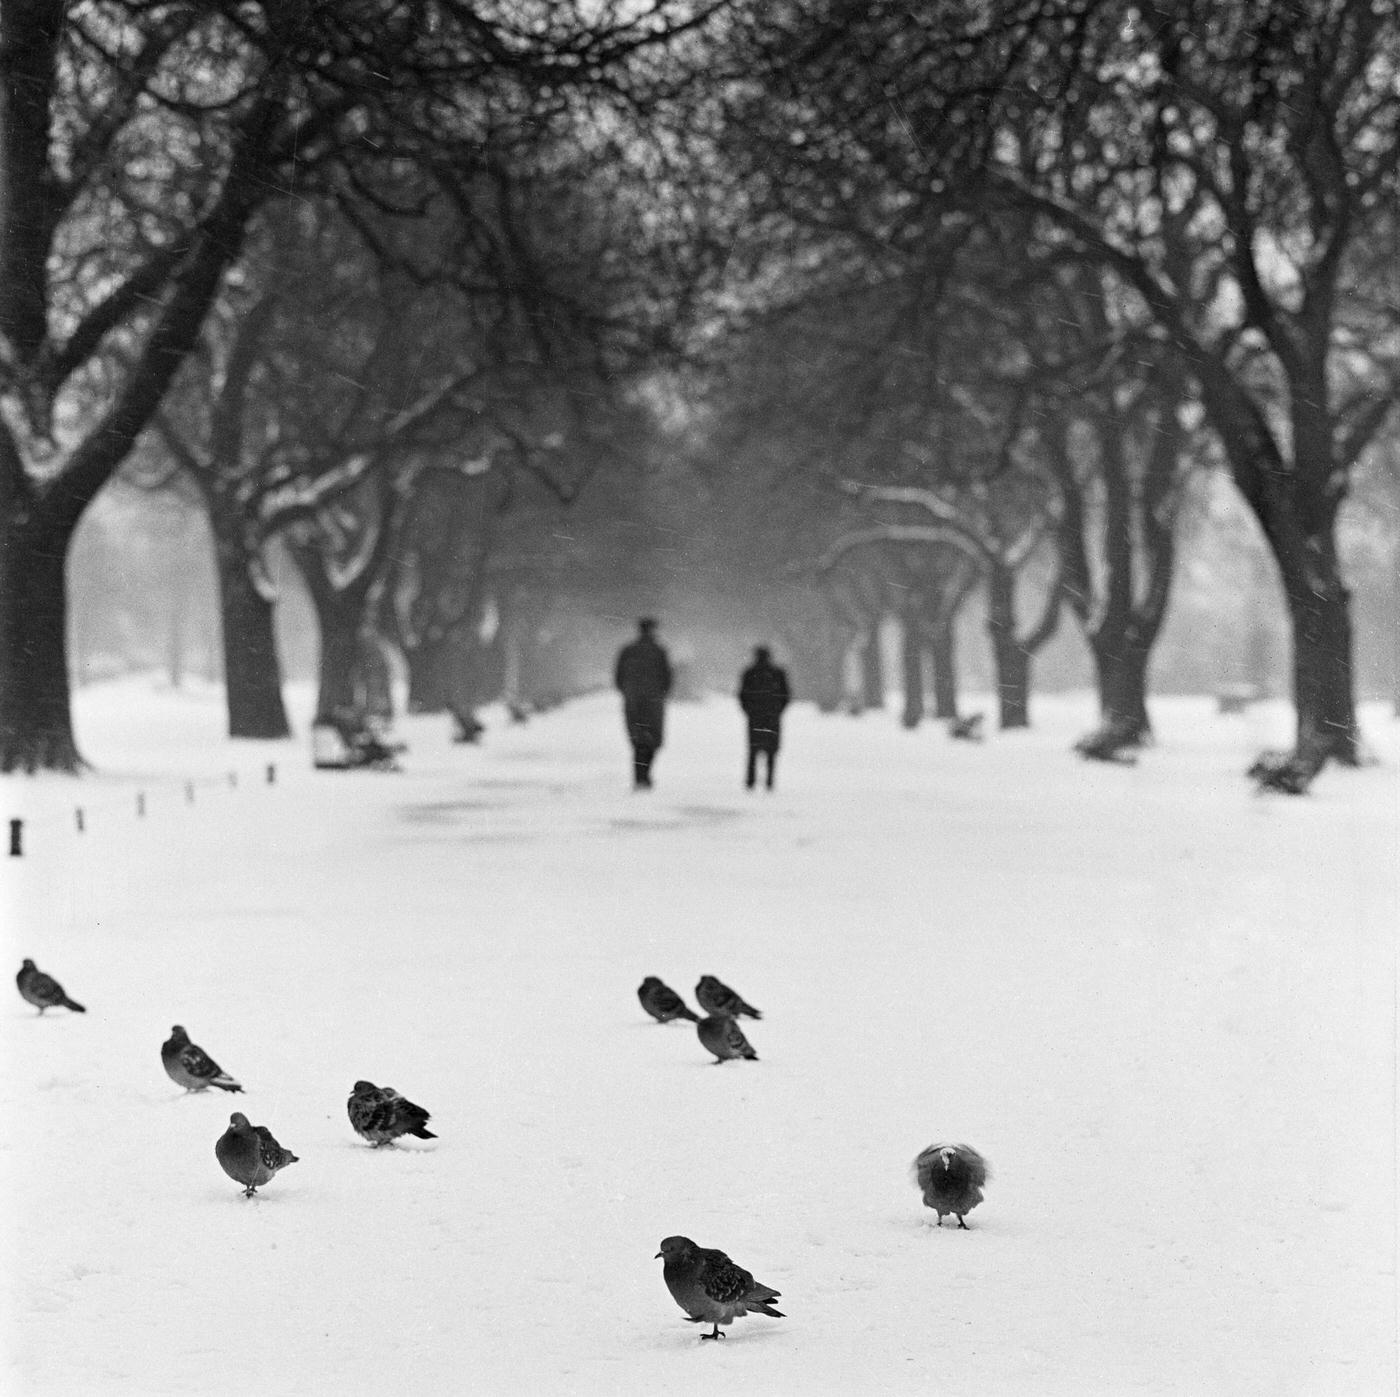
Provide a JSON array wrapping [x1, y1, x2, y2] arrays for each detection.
[[614, 618, 673, 789], [738, 645, 791, 790]]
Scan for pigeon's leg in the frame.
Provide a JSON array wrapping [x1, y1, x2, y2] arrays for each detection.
[[700, 1325, 725, 1340], [957, 1217, 969, 1230], [243, 1184, 257, 1198]]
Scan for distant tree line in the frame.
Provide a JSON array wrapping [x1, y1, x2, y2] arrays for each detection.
[[2, 0, 1395, 772]]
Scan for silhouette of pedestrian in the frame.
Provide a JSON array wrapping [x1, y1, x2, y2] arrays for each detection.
[[738, 645, 790, 790], [614, 618, 673, 789]]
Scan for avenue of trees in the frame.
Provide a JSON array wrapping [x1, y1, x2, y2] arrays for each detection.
[[2, 1, 1395, 773]]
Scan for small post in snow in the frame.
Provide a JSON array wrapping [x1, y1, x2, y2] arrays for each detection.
[[75, 808, 85, 834], [8, 818, 22, 856], [266, 763, 276, 785], [185, 781, 195, 805], [136, 792, 146, 818]]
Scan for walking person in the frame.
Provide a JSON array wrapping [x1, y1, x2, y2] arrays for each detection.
[[738, 645, 790, 790], [614, 617, 673, 789]]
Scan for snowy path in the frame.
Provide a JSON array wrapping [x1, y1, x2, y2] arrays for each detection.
[[3, 684, 1396, 1395]]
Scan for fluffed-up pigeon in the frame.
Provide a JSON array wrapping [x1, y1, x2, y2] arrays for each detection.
[[162, 1025, 244, 1093], [347, 1080, 437, 1146], [696, 1014, 758, 1064], [696, 975, 762, 1020], [638, 977, 700, 1023], [656, 1235, 784, 1340], [912, 1142, 989, 1228], [16, 959, 85, 1014], [215, 1112, 298, 1196]]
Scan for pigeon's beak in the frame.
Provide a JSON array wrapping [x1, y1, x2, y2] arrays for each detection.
[[654, 1251, 664, 1259]]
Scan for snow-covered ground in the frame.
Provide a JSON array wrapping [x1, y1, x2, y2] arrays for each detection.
[[2, 680, 1396, 1396]]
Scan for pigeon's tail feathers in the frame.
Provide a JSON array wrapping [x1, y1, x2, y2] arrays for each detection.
[[213, 1074, 245, 1093], [410, 1125, 438, 1139], [752, 1300, 785, 1319], [60, 996, 86, 1012]]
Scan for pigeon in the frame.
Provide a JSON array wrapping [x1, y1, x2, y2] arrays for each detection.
[[347, 1080, 437, 1146], [655, 1235, 784, 1340], [696, 1014, 758, 1064], [696, 975, 762, 1020], [16, 959, 85, 1014], [638, 976, 700, 1024], [162, 1025, 244, 1093], [215, 1112, 298, 1196], [912, 1142, 989, 1228]]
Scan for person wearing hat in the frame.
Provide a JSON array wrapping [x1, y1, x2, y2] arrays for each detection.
[[613, 617, 674, 789]]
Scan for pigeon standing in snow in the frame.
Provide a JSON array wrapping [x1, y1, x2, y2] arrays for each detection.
[[215, 1112, 298, 1196], [637, 977, 699, 1023], [696, 1014, 759, 1064], [655, 1235, 784, 1340], [16, 959, 86, 1014], [695, 975, 762, 1020], [162, 1025, 244, 1093], [347, 1080, 437, 1146], [912, 1142, 989, 1228]]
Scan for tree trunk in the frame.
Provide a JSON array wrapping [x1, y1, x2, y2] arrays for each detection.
[[986, 564, 1030, 729], [209, 512, 290, 739], [858, 621, 885, 709], [356, 633, 394, 719], [900, 611, 924, 728], [405, 637, 449, 712], [312, 602, 361, 724], [1282, 575, 1357, 763], [1090, 634, 1152, 743], [928, 619, 959, 720], [0, 514, 83, 772]]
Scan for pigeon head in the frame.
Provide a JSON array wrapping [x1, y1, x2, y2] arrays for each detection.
[[351, 1080, 377, 1095], [228, 1112, 252, 1130], [20, 959, 35, 970], [170, 1025, 187, 1038], [655, 1236, 698, 1261], [639, 976, 661, 988]]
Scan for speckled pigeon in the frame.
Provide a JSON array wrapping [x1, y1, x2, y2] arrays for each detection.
[[162, 1024, 243, 1093], [638, 976, 699, 1023], [912, 1142, 989, 1228], [696, 1014, 759, 1064], [695, 975, 762, 1020], [16, 959, 85, 1014], [215, 1112, 298, 1196], [347, 1080, 437, 1146], [656, 1235, 784, 1340]]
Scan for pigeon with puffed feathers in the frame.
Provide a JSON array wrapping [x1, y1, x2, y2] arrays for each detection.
[[215, 1113, 298, 1196], [347, 1080, 437, 1146], [912, 1142, 989, 1227]]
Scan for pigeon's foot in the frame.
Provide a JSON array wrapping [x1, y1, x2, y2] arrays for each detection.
[[701, 1327, 725, 1341], [243, 1186, 257, 1197], [957, 1217, 969, 1229]]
